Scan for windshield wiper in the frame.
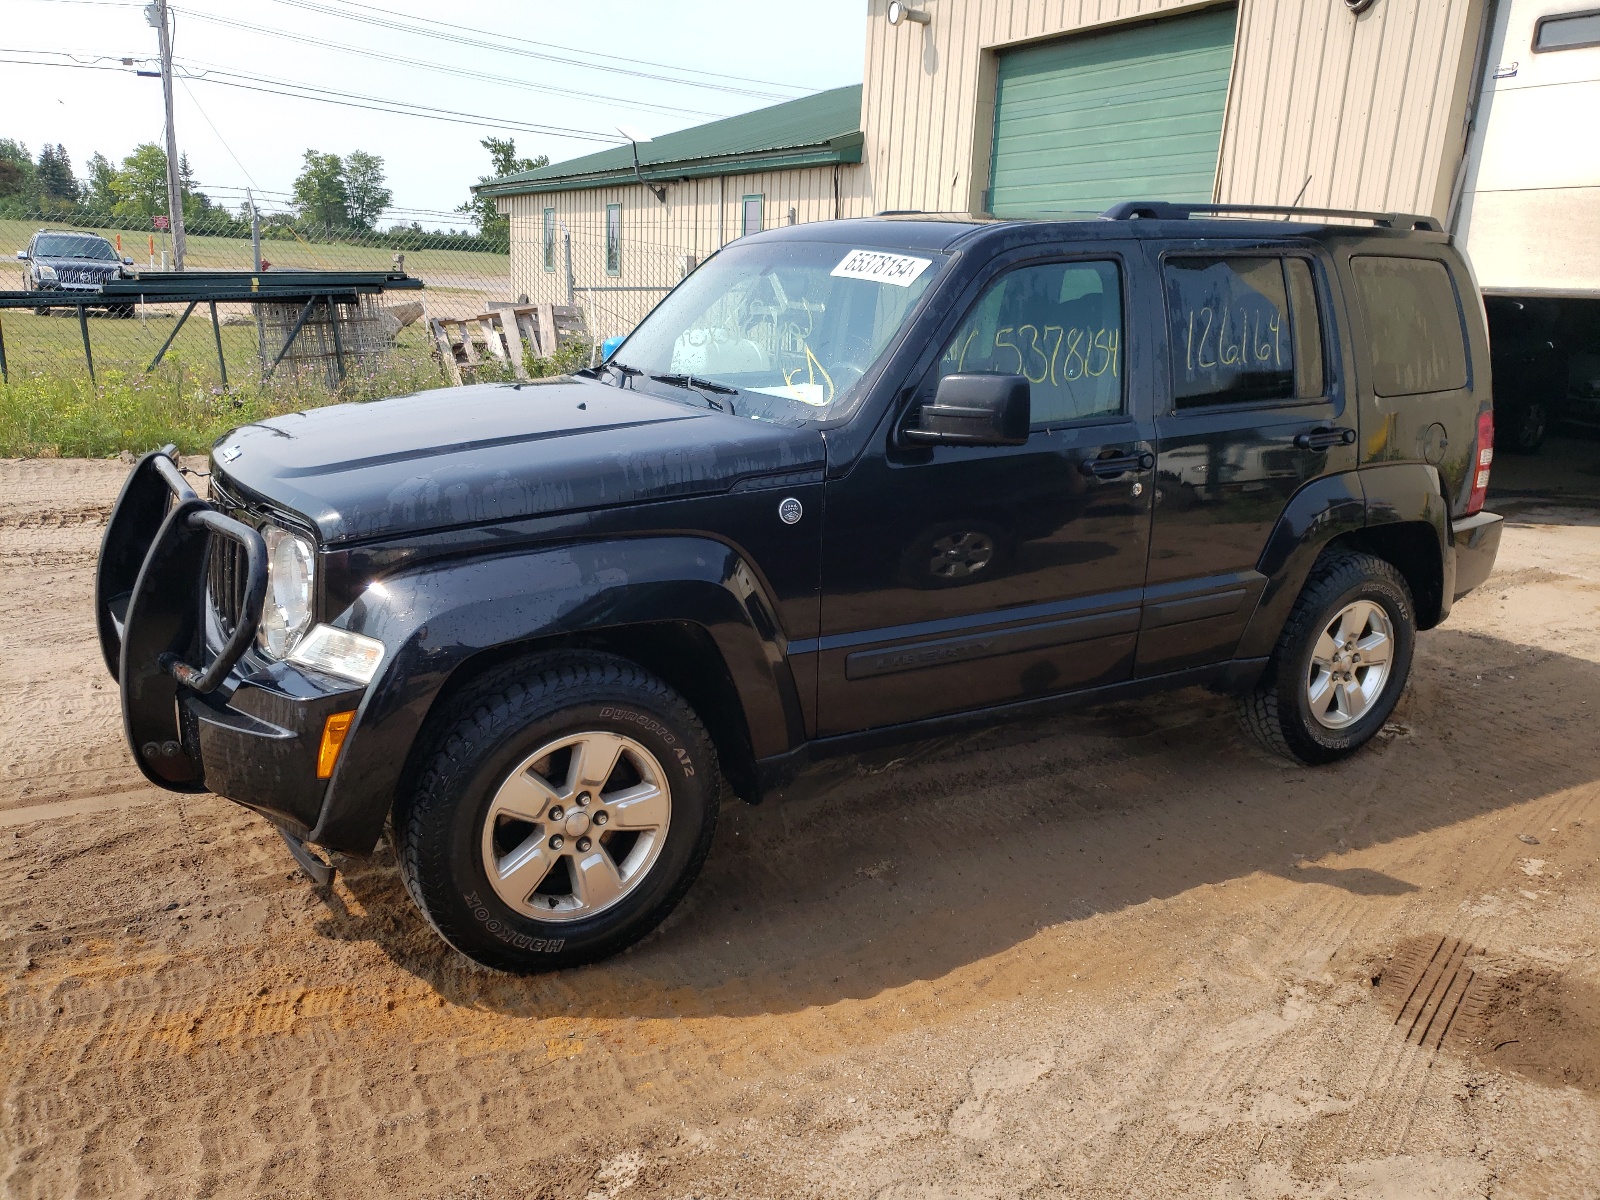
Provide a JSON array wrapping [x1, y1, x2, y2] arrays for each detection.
[[651, 373, 736, 395], [649, 373, 737, 413], [601, 360, 641, 386]]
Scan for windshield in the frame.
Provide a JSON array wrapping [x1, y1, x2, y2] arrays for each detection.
[[35, 234, 117, 261], [612, 238, 945, 422]]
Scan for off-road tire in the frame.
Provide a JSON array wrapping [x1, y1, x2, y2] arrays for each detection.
[[394, 651, 720, 972], [1238, 550, 1416, 765]]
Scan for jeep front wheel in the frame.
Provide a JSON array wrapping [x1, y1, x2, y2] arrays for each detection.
[[395, 653, 720, 972], [1238, 550, 1416, 765]]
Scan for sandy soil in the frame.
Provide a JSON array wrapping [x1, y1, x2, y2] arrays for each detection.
[[2, 459, 1599, 1199]]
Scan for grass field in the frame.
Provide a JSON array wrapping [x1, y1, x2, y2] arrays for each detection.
[[0, 217, 511, 287], [0, 219, 601, 456], [0, 319, 461, 457]]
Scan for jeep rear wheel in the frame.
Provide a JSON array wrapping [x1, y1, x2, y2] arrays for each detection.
[[395, 652, 720, 972], [1238, 550, 1416, 765]]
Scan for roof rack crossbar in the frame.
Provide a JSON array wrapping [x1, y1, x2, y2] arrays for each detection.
[[1101, 201, 1442, 233]]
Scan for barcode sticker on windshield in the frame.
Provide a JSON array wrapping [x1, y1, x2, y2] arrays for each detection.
[[830, 249, 932, 287]]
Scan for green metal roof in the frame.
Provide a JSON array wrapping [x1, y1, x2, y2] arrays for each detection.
[[475, 84, 863, 197]]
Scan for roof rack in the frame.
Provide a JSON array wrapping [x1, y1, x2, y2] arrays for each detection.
[[1101, 201, 1442, 233]]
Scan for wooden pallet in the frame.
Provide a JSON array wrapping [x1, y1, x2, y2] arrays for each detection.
[[428, 303, 588, 385]]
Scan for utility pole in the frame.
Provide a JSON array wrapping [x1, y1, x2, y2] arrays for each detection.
[[148, 0, 186, 271], [562, 223, 575, 308], [247, 189, 262, 271]]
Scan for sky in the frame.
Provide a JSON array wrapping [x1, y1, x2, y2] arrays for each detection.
[[2, 0, 868, 227]]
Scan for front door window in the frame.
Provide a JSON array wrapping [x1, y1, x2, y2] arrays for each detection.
[[937, 260, 1124, 425]]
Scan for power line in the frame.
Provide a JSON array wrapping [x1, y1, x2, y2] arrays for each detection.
[[267, 0, 810, 101], [172, 8, 734, 121], [176, 72, 268, 198], [175, 62, 625, 142], [0, 51, 627, 142], [14, 0, 815, 96]]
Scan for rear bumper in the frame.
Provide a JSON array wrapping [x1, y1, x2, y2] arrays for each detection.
[[96, 449, 362, 834], [1451, 511, 1503, 599]]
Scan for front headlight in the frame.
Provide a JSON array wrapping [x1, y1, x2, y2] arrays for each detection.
[[257, 526, 315, 657], [35, 263, 57, 281]]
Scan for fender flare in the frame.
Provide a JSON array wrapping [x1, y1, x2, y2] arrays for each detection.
[[1235, 464, 1449, 661], [308, 535, 806, 852]]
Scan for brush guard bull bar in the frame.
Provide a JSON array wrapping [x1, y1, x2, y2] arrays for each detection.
[[95, 446, 268, 792]]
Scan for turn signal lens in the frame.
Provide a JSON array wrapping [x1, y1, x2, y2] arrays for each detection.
[[288, 624, 385, 685], [1466, 409, 1494, 515], [317, 711, 355, 780]]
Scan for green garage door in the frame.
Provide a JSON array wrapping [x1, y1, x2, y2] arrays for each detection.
[[988, 7, 1237, 216]]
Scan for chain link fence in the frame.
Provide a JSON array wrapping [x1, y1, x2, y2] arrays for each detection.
[[0, 208, 516, 393], [0, 207, 712, 455]]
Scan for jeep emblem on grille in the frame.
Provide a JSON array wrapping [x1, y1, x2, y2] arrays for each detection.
[[778, 497, 803, 525]]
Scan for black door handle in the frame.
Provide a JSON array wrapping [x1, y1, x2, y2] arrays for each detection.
[[1080, 450, 1155, 478], [1294, 426, 1357, 451]]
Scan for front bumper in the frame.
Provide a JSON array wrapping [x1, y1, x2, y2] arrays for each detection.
[[96, 449, 363, 834], [35, 278, 115, 293], [1452, 510, 1503, 599]]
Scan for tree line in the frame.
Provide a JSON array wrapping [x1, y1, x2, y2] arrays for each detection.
[[0, 136, 547, 255]]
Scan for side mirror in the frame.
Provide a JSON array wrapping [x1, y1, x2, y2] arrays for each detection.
[[16, 250, 28, 260], [122, 257, 134, 266], [903, 373, 1031, 446]]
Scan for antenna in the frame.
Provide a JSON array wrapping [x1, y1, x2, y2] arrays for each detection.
[[618, 125, 667, 203]]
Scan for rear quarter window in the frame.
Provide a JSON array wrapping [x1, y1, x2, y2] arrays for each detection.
[[1351, 256, 1469, 397]]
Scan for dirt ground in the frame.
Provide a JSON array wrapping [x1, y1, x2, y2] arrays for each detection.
[[3, 458, 1599, 1200]]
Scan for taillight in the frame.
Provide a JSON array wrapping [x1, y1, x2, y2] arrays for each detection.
[[1467, 409, 1493, 515]]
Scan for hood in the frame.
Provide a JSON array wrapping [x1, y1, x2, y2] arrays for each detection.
[[211, 377, 826, 544]]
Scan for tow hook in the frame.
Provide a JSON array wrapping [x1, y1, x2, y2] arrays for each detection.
[[274, 825, 335, 888]]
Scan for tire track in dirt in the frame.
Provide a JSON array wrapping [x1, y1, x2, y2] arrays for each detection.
[[2, 469, 1599, 1197]]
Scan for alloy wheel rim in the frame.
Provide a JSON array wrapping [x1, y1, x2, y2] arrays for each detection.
[[1306, 600, 1395, 730], [479, 731, 671, 922], [929, 531, 994, 579]]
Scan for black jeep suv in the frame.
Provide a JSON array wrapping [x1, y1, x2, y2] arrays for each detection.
[[97, 204, 1503, 971]]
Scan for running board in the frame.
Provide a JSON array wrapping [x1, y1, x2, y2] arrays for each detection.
[[275, 824, 335, 888]]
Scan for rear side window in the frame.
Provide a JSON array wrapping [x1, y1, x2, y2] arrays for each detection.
[[1164, 256, 1325, 407], [938, 260, 1123, 426], [1351, 256, 1469, 396]]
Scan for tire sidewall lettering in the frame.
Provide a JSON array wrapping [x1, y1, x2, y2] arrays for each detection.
[[597, 705, 677, 746], [462, 891, 565, 953]]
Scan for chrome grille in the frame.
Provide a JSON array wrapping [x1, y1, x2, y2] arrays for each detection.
[[205, 533, 251, 638]]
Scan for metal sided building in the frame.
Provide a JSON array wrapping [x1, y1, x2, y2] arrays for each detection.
[[862, 0, 1487, 224], [476, 85, 874, 337], [483, 1, 1597, 332], [862, 0, 1596, 295]]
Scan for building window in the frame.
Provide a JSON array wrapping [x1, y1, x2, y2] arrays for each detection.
[[605, 203, 621, 276], [542, 208, 555, 273], [742, 194, 763, 238], [1535, 10, 1600, 52]]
